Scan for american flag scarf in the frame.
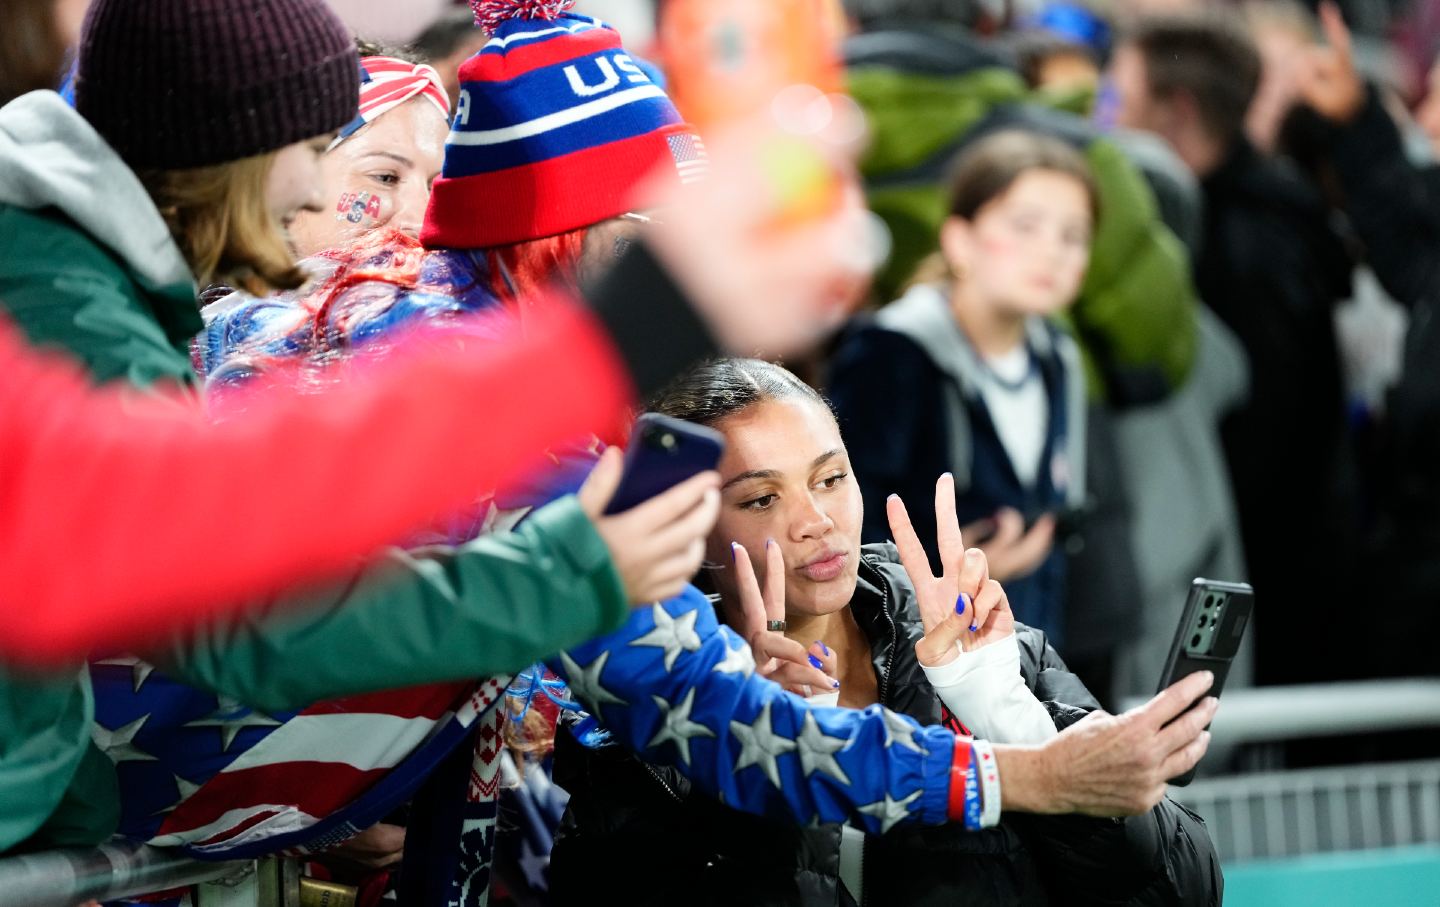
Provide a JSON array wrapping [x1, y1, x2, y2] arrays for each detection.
[[93, 659, 508, 906]]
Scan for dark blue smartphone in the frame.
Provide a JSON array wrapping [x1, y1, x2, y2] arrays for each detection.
[[603, 413, 725, 515], [1156, 578, 1254, 785]]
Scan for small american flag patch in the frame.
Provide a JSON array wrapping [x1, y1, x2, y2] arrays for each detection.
[[668, 132, 710, 185]]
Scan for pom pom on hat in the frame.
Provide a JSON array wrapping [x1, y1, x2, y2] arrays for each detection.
[[469, 0, 578, 33]]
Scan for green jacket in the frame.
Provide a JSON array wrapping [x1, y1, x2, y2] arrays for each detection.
[[0, 91, 630, 853], [845, 25, 1199, 404]]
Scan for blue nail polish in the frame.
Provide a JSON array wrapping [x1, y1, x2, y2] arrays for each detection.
[[956, 592, 969, 615], [832, 680, 841, 689], [730, 541, 738, 562], [809, 654, 824, 670], [969, 621, 979, 632], [819, 641, 831, 656]]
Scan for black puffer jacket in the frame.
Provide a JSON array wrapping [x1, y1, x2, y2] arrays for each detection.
[[1196, 138, 1358, 686], [550, 544, 1221, 906]]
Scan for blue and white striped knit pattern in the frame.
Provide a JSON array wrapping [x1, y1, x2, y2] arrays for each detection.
[[444, 14, 681, 177]]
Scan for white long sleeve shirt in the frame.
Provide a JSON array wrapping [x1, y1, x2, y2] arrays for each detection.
[[920, 634, 1058, 745]]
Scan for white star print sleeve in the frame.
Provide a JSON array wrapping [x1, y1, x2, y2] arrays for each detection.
[[549, 588, 966, 835], [920, 635, 1057, 744]]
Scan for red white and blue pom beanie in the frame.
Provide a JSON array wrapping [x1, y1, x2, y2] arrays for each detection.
[[420, 0, 707, 250]]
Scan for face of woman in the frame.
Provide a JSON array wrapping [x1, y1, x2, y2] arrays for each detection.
[[942, 168, 1094, 318], [265, 134, 332, 231], [706, 397, 864, 620], [288, 97, 449, 258]]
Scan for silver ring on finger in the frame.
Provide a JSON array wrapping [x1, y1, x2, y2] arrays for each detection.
[[766, 619, 787, 631]]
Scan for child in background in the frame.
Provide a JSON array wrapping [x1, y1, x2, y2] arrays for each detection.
[[828, 130, 1097, 647]]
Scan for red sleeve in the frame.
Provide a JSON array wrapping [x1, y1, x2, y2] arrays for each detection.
[[0, 300, 634, 664]]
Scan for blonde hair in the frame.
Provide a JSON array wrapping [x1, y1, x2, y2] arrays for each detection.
[[141, 152, 308, 295]]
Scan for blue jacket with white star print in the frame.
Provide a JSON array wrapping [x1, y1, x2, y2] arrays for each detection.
[[547, 587, 962, 834], [547, 546, 1222, 907], [196, 241, 962, 837]]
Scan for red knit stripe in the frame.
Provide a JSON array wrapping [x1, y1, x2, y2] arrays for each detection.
[[421, 127, 684, 249], [460, 28, 618, 82]]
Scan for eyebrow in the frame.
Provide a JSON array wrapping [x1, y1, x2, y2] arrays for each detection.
[[359, 151, 414, 168], [721, 448, 843, 490]]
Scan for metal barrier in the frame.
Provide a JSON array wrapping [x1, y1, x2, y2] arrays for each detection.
[[1119, 678, 1440, 747], [0, 841, 260, 907], [5, 680, 1436, 904], [1175, 758, 1440, 861], [1121, 678, 1440, 863]]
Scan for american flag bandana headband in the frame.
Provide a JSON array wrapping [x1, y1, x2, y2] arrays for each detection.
[[330, 56, 452, 151]]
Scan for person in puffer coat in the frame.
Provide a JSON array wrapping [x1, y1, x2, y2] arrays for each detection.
[[551, 358, 1221, 907]]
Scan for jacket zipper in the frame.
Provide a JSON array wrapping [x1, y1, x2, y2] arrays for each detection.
[[860, 561, 899, 907], [641, 760, 684, 805], [874, 569, 898, 708]]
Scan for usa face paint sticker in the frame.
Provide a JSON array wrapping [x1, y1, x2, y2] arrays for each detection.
[[335, 191, 382, 225]]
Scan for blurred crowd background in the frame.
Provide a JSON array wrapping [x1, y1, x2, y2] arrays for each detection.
[[4, 0, 1440, 904]]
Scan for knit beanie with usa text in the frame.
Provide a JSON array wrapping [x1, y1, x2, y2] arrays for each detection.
[[420, 0, 708, 250]]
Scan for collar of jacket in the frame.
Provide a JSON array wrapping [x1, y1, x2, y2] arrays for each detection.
[[874, 283, 1088, 508], [1203, 136, 1327, 217], [0, 90, 200, 346], [850, 544, 1100, 724], [848, 543, 941, 723], [849, 553, 898, 713]]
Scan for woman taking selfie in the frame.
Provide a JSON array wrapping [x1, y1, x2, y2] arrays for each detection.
[[550, 358, 1219, 907]]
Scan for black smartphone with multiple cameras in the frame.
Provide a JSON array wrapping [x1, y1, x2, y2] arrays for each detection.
[[1155, 578, 1254, 786]]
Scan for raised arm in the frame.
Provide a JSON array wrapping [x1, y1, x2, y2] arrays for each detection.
[[551, 587, 965, 832], [549, 586, 1218, 832], [1294, 1, 1440, 306], [0, 305, 633, 663]]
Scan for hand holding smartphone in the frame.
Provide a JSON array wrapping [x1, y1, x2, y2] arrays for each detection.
[[605, 413, 725, 515], [581, 414, 725, 605], [1155, 578, 1254, 785]]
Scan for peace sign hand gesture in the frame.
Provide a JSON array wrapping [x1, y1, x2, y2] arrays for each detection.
[[731, 540, 840, 697], [887, 474, 1016, 668], [1294, 1, 1366, 124]]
